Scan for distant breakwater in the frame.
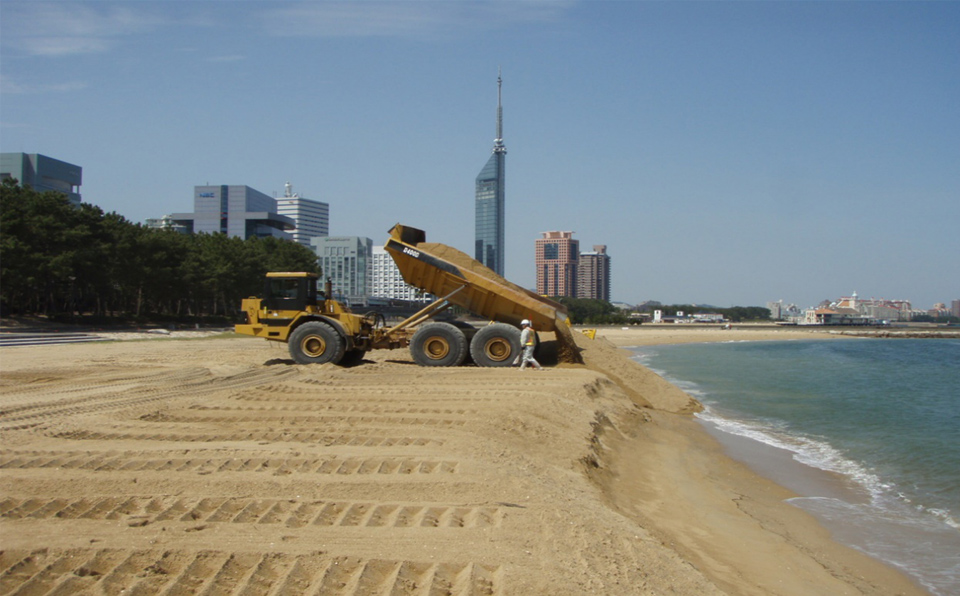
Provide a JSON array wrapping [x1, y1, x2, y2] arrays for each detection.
[[829, 330, 960, 339]]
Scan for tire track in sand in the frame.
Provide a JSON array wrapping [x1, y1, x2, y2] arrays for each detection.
[[0, 451, 459, 475], [49, 429, 445, 447], [1, 496, 503, 528], [1, 350, 526, 594], [0, 549, 503, 595], [0, 367, 297, 430]]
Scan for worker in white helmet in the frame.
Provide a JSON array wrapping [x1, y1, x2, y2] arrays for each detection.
[[518, 319, 542, 370]]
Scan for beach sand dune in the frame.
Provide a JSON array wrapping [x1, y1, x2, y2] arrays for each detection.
[[0, 328, 924, 595]]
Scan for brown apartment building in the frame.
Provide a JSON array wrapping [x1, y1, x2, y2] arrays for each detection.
[[578, 245, 611, 302], [535, 231, 579, 297]]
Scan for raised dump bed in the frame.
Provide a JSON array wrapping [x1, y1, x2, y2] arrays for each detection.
[[384, 224, 583, 364], [235, 225, 583, 367]]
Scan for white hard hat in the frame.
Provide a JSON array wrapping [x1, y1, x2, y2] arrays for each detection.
[[521, 319, 531, 327]]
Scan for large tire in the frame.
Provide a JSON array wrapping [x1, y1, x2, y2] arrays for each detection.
[[410, 322, 468, 367], [450, 320, 477, 365], [288, 321, 345, 365], [449, 320, 478, 341], [339, 349, 367, 367], [470, 323, 521, 367]]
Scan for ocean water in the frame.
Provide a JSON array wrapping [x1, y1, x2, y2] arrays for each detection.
[[629, 339, 960, 596]]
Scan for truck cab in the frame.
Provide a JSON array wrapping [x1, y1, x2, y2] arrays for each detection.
[[261, 272, 318, 313]]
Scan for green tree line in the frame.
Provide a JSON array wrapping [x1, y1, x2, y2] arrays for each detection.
[[553, 298, 773, 325], [553, 297, 630, 325], [0, 179, 319, 322], [910, 314, 960, 324]]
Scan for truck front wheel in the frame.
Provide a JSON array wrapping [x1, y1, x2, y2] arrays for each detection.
[[410, 322, 467, 367], [288, 321, 345, 365], [470, 323, 521, 367]]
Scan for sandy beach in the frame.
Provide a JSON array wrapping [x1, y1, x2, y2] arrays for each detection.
[[0, 326, 926, 595]]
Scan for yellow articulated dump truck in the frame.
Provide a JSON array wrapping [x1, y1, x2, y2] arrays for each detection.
[[235, 224, 582, 367]]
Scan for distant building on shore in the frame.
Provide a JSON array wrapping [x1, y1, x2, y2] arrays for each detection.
[[767, 301, 783, 320], [802, 307, 871, 326], [767, 300, 803, 322], [1, 152, 82, 206], [836, 292, 912, 322], [801, 291, 913, 325]]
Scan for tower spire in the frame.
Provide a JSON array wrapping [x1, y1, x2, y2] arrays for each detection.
[[494, 67, 505, 154]]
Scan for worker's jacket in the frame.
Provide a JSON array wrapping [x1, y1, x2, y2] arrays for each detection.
[[520, 327, 537, 347]]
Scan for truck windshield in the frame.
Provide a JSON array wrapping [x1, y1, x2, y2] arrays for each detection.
[[268, 278, 301, 300]]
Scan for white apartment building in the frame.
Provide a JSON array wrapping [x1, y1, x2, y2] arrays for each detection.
[[370, 246, 433, 302], [276, 183, 329, 247]]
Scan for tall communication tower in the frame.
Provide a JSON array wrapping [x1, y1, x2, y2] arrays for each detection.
[[475, 68, 507, 276]]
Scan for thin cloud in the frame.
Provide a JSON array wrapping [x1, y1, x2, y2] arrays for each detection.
[[0, 121, 34, 130], [0, 76, 88, 95], [206, 55, 246, 63], [1, 2, 167, 56], [20, 37, 113, 57], [258, 0, 574, 39]]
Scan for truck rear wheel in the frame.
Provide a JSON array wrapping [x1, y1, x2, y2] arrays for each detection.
[[339, 349, 367, 367], [288, 321, 345, 365], [410, 322, 467, 367], [470, 323, 521, 367]]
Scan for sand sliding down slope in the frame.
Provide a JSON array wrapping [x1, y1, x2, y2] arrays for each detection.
[[417, 242, 583, 364], [570, 331, 702, 413]]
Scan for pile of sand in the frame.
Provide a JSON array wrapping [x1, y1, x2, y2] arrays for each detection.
[[571, 331, 701, 413], [0, 332, 923, 595], [418, 243, 533, 300], [417, 241, 583, 364]]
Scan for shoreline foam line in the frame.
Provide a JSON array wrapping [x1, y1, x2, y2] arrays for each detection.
[[623, 339, 958, 596]]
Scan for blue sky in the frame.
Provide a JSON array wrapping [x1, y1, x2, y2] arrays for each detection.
[[2, 1, 957, 309]]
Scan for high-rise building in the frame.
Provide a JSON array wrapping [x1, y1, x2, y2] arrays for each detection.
[[170, 185, 294, 240], [578, 245, 611, 302], [276, 182, 330, 248], [767, 301, 783, 320], [535, 231, 579, 298], [370, 246, 432, 302], [952, 299, 960, 318], [312, 236, 373, 306], [475, 69, 506, 276], [1, 152, 82, 206]]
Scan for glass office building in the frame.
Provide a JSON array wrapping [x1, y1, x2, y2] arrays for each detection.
[[170, 185, 294, 240], [475, 153, 505, 275], [475, 71, 506, 277], [312, 236, 373, 307], [1, 153, 82, 206]]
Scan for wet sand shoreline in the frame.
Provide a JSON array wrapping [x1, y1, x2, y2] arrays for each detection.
[[576, 326, 928, 595]]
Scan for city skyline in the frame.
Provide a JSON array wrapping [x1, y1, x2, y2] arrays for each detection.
[[1, 1, 957, 308]]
